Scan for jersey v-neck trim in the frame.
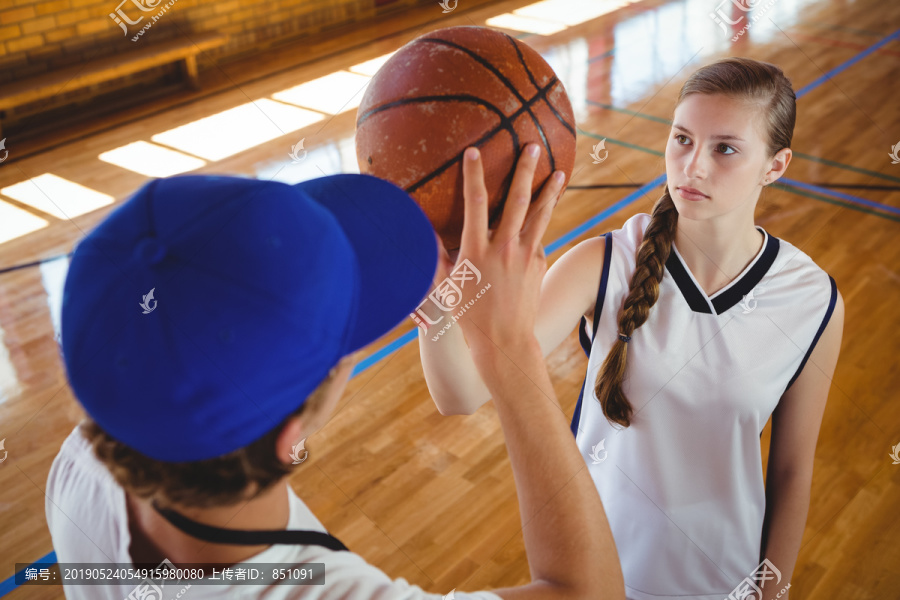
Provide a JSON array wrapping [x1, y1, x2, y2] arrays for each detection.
[[665, 226, 780, 315]]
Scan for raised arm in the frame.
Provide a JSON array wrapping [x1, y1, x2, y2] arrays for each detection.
[[418, 231, 607, 416], [453, 144, 625, 599]]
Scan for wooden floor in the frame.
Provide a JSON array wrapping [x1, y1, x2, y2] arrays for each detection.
[[1, 0, 899, 597]]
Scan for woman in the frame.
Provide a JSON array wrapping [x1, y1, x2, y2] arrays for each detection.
[[417, 57, 844, 600]]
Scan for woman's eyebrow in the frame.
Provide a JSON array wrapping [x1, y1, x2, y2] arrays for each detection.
[[672, 123, 745, 142]]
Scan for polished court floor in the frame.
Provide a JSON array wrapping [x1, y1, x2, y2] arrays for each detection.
[[0, 0, 899, 597]]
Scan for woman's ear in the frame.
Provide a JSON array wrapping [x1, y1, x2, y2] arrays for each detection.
[[764, 147, 792, 185]]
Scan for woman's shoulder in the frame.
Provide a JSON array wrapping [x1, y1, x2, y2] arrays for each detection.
[[766, 231, 836, 293], [550, 213, 655, 323], [610, 212, 653, 251], [558, 214, 648, 321]]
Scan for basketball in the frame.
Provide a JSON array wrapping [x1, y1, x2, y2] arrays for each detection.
[[355, 25, 576, 251]]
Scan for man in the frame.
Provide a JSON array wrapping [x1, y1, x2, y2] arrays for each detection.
[[46, 145, 624, 599]]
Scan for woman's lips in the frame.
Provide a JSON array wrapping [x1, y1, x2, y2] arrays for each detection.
[[677, 187, 708, 201]]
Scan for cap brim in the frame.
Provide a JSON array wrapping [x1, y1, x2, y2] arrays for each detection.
[[295, 174, 438, 354]]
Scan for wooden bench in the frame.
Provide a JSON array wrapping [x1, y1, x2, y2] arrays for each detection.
[[0, 33, 228, 138]]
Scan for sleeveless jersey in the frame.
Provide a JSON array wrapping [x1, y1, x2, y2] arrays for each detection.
[[570, 212, 837, 600]]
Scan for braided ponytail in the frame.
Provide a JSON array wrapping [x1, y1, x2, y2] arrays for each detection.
[[593, 188, 678, 428]]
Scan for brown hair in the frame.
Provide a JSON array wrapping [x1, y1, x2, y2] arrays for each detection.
[[593, 57, 796, 428], [82, 356, 351, 508]]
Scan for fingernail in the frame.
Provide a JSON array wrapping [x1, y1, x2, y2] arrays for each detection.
[[529, 144, 541, 157], [553, 171, 565, 183], [466, 148, 479, 161]]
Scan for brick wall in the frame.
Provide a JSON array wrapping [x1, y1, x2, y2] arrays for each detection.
[[0, 0, 424, 84], [0, 0, 433, 137]]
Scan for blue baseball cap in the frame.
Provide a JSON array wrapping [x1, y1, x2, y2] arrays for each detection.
[[60, 174, 438, 462]]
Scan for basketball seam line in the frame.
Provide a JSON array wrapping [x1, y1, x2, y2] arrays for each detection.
[[356, 94, 514, 132], [404, 78, 559, 194], [504, 33, 575, 151], [501, 34, 555, 172], [417, 37, 567, 171], [357, 93, 521, 191]]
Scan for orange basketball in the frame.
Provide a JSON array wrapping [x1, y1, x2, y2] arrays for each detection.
[[355, 25, 576, 251]]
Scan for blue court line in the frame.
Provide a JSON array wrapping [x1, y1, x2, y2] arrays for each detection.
[[5, 18, 896, 600], [768, 181, 900, 223], [589, 47, 616, 62], [545, 174, 667, 254], [0, 553, 56, 596], [795, 28, 900, 98], [351, 328, 419, 377], [792, 152, 900, 185], [779, 178, 900, 216]]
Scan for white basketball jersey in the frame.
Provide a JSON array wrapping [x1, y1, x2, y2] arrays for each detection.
[[571, 212, 837, 600]]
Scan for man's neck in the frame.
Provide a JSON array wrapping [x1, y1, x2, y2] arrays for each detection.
[[126, 481, 292, 568]]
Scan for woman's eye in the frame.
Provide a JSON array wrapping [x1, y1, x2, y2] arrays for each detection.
[[717, 143, 736, 155], [675, 134, 689, 144]]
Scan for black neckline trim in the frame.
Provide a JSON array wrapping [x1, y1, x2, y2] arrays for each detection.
[[150, 499, 349, 551], [665, 228, 780, 315]]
